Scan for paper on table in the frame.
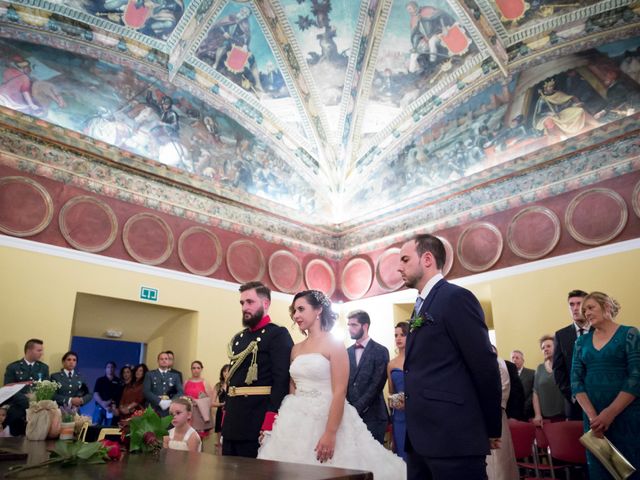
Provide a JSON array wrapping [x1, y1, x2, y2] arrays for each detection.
[[579, 429, 636, 480]]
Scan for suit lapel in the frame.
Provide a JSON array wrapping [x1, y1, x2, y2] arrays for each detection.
[[406, 279, 446, 359]]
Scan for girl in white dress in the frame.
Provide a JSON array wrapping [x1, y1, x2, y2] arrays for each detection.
[[258, 290, 406, 480], [162, 397, 202, 452]]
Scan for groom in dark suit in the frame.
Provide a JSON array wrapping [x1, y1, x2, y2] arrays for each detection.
[[398, 234, 502, 480], [346, 310, 390, 444]]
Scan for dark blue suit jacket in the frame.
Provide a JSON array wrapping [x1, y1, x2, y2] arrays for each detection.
[[404, 278, 502, 457], [347, 338, 390, 425]]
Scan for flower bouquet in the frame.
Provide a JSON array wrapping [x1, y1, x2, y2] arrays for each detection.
[[26, 380, 62, 441], [127, 407, 172, 454]]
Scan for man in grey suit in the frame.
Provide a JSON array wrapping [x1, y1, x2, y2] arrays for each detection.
[[143, 351, 183, 416], [346, 310, 390, 444], [511, 349, 535, 420]]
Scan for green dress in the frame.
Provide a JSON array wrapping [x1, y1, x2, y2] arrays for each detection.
[[571, 325, 640, 480]]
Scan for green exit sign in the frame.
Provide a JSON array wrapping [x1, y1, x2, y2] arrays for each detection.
[[140, 286, 158, 302]]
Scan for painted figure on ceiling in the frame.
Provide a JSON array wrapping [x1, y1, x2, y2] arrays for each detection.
[[93, 0, 183, 40], [0, 56, 42, 114], [197, 7, 263, 94], [146, 89, 180, 139], [406, 1, 455, 73]]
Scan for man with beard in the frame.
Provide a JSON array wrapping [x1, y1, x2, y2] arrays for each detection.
[[398, 234, 501, 480], [222, 281, 293, 458], [345, 310, 390, 444]]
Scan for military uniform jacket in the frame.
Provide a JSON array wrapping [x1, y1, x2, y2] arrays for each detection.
[[4, 359, 49, 390], [143, 369, 183, 409], [51, 370, 91, 406], [222, 322, 293, 442]]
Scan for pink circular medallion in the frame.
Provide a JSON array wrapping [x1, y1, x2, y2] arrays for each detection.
[[341, 257, 373, 300], [178, 226, 222, 276], [507, 206, 560, 260], [457, 222, 503, 272], [0, 176, 53, 237], [436, 235, 454, 276], [631, 180, 640, 219], [123, 213, 174, 265], [565, 188, 627, 245], [226, 239, 265, 283], [59, 196, 118, 252], [375, 248, 404, 291], [268, 250, 303, 293], [304, 259, 336, 297]]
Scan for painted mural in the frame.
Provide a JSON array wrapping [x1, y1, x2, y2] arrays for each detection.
[[345, 36, 640, 218], [45, 0, 190, 40], [0, 38, 325, 215], [196, 2, 291, 100], [488, 0, 600, 33], [282, 0, 360, 109], [369, 0, 477, 110]]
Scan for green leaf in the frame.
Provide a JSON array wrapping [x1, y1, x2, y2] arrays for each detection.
[[51, 440, 71, 459], [160, 414, 173, 431], [76, 442, 101, 460]]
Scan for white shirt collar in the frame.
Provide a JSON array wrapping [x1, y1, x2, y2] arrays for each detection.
[[418, 272, 444, 301], [573, 322, 590, 334], [64, 369, 74, 376], [23, 358, 34, 366], [356, 336, 371, 348]]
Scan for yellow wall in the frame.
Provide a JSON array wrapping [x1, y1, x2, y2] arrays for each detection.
[[0, 242, 296, 384], [463, 247, 640, 368]]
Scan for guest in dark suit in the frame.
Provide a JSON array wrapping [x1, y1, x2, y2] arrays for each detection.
[[553, 289, 589, 420], [398, 234, 502, 480], [505, 359, 525, 420], [346, 310, 390, 444], [511, 349, 535, 420], [143, 352, 183, 417], [51, 351, 92, 408]]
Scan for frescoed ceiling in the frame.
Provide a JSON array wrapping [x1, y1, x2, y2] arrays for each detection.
[[1, 0, 640, 258]]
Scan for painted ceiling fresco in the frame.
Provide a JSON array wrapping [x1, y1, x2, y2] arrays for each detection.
[[1, 0, 640, 234]]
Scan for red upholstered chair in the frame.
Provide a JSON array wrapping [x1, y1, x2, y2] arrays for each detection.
[[543, 421, 587, 479], [509, 419, 543, 479]]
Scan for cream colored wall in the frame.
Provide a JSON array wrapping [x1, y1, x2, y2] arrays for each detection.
[[0, 243, 294, 385], [463, 247, 640, 368]]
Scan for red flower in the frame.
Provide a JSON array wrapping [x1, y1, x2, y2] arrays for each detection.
[[142, 431, 158, 446], [100, 440, 122, 461]]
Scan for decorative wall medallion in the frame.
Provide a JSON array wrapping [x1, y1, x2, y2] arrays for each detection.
[[304, 258, 336, 297], [436, 235, 454, 276], [0, 176, 53, 237], [565, 188, 628, 246], [375, 247, 404, 291], [457, 222, 503, 272], [632, 180, 640, 219], [268, 250, 303, 294], [178, 226, 222, 276], [341, 257, 373, 300], [226, 239, 265, 284], [507, 206, 560, 260], [59, 195, 118, 252], [123, 213, 174, 265]]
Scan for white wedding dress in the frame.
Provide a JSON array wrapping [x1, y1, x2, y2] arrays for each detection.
[[258, 353, 406, 479]]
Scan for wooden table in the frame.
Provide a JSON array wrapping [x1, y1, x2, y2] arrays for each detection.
[[0, 438, 373, 479]]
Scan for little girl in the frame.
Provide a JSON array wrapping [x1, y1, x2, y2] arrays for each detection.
[[0, 405, 11, 437], [162, 397, 201, 452]]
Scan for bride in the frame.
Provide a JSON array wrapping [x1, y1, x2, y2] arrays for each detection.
[[257, 290, 406, 479]]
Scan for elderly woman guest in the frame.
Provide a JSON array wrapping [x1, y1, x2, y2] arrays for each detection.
[[387, 321, 408, 461], [571, 292, 640, 480], [532, 335, 565, 426]]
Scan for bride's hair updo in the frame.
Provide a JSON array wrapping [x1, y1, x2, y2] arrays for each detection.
[[291, 290, 336, 332]]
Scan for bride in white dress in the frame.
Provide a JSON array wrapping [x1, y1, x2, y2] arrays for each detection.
[[258, 290, 406, 480]]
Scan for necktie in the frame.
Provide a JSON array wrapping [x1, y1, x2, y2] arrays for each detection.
[[578, 328, 585, 336], [67, 371, 72, 378], [414, 296, 423, 316]]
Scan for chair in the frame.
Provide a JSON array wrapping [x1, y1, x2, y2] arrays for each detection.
[[543, 421, 587, 479], [77, 421, 89, 442], [509, 419, 542, 479]]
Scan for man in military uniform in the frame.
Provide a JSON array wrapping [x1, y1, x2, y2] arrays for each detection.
[[50, 351, 92, 408], [222, 281, 294, 458], [164, 350, 183, 384], [3, 338, 49, 435], [143, 352, 183, 417]]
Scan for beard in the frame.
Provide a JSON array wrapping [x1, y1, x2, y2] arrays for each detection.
[[350, 326, 364, 340], [242, 306, 264, 329]]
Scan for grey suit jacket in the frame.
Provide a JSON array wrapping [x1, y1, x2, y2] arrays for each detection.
[[347, 338, 390, 423]]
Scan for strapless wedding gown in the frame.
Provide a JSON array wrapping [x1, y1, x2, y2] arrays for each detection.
[[258, 353, 406, 479]]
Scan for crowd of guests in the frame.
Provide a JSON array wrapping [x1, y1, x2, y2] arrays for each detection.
[[1, 250, 638, 480], [1, 344, 230, 450]]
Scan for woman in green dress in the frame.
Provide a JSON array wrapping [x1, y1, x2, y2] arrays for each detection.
[[571, 291, 640, 479]]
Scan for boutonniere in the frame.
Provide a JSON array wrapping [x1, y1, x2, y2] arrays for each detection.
[[410, 312, 435, 332]]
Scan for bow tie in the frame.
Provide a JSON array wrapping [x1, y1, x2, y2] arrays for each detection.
[[355, 343, 364, 349]]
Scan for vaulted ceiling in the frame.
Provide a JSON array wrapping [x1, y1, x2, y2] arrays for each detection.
[[1, 0, 640, 257]]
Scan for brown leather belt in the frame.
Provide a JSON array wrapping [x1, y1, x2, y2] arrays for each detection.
[[228, 386, 272, 397]]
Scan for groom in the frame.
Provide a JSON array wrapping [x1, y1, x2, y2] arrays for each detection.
[[222, 281, 294, 458], [398, 234, 502, 480]]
